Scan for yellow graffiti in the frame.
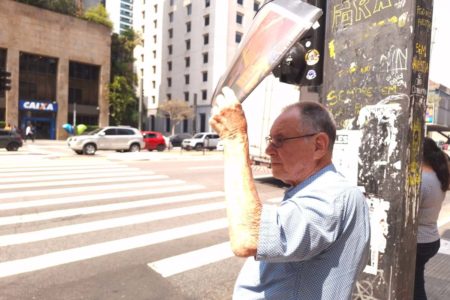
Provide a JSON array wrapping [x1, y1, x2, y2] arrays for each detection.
[[412, 58, 429, 73], [337, 64, 372, 77], [415, 43, 427, 58], [417, 18, 432, 30], [416, 6, 432, 18], [360, 66, 371, 73], [326, 85, 399, 103], [329, 40, 336, 59], [333, 0, 393, 29], [408, 119, 422, 187]]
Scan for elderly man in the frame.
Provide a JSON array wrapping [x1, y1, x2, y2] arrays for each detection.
[[209, 87, 370, 300]]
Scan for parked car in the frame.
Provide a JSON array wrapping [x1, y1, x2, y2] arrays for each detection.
[[169, 133, 193, 147], [67, 126, 145, 155], [0, 129, 23, 151], [142, 131, 166, 151], [216, 140, 224, 151], [181, 132, 220, 151]]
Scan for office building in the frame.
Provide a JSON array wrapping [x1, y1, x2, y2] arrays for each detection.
[[0, 0, 111, 139], [106, 0, 134, 34], [134, 0, 261, 134]]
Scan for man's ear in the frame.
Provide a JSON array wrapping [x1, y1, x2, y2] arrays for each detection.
[[313, 133, 329, 159]]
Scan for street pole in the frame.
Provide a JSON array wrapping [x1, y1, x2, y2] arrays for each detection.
[[138, 77, 143, 130], [193, 93, 197, 134], [73, 102, 77, 134], [323, 1, 434, 298]]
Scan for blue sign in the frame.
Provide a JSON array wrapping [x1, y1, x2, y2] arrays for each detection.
[[19, 100, 58, 112]]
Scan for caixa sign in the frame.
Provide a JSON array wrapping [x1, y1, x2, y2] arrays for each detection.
[[19, 100, 58, 112]]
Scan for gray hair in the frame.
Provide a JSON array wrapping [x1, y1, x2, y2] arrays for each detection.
[[284, 101, 336, 151]]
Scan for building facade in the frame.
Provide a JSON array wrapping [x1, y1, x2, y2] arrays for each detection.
[[0, 0, 111, 140], [106, 0, 134, 34], [133, 0, 261, 135]]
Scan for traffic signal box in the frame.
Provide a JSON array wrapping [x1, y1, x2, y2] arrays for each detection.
[[273, 0, 326, 86], [0, 70, 11, 91]]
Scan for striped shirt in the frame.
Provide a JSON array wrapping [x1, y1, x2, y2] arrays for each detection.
[[233, 164, 370, 299]]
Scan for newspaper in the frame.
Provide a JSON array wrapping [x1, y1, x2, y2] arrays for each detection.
[[212, 0, 322, 104]]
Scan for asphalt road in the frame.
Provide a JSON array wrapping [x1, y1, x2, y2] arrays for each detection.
[[0, 142, 286, 300]]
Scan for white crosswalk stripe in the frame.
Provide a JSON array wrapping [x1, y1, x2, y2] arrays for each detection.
[[0, 160, 231, 281]]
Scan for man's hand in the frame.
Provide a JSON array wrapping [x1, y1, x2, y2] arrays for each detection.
[[209, 87, 247, 141]]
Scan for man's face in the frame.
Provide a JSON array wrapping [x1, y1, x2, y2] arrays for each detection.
[[265, 108, 317, 186]]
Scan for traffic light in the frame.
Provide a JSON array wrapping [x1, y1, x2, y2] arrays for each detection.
[[273, 0, 326, 86], [0, 70, 12, 91]]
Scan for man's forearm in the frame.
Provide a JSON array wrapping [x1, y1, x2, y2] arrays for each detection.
[[223, 136, 262, 257]]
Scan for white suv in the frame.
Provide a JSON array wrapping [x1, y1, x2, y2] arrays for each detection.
[[181, 132, 220, 151], [67, 126, 145, 155]]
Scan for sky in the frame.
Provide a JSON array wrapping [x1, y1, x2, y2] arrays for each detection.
[[429, 0, 450, 88]]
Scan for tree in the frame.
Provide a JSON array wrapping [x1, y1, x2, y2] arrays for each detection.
[[82, 4, 113, 29], [158, 100, 194, 135], [109, 76, 137, 125], [109, 29, 140, 126], [15, 0, 78, 16]]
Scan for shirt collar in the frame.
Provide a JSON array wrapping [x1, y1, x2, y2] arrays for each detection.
[[284, 163, 336, 199]]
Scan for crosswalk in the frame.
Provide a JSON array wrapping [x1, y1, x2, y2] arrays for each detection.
[[0, 158, 235, 283]]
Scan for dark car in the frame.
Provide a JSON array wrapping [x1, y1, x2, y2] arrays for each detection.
[[169, 133, 193, 147], [0, 129, 23, 151], [142, 131, 166, 151]]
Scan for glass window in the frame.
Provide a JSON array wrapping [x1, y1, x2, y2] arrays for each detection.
[[186, 3, 192, 15], [168, 28, 173, 38], [66, 60, 99, 106], [168, 45, 173, 54], [118, 128, 134, 135], [170, 0, 175, 5], [104, 128, 117, 135], [202, 90, 207, 100], [186, 21, 191, 32], [154, 4, 158, 13], [186, 39, 191, 50], [167, 93, 172, 100], [203, 34, 209, 45], [153, 20, 157, 28], [185, 74, 190, 84], [202, 71, 208, 82], [184, 92, 189, 101], [235, 32, 243, 43], [185, 57, 190, 67], [237, 0, 243, 5], [167, 77, 172, 87], [169, 12, 173, 22], [204, 15, 210, 26], [168, 61, 172, 71], [165, 115, 171, 131], [236, 13, 243, 24], [203, 52, 208, 63], [205, 0, 210, 8], [254, 1, 260, 11]]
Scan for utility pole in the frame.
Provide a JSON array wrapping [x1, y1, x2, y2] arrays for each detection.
[[138, 77, 143, 130], [193, 93, 197, 134], [322, 1, 434, 299], [73, 102, 77, 133]]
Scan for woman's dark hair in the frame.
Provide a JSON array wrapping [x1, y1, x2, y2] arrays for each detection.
[[423, 137, 449, 191]]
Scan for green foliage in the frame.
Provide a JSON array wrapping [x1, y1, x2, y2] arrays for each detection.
[[15, 0, 78, 16], [0, 121, 5, 129], [109, 29, 141, 126], [158, 100, 194, 135], [109, 76, 137, 126], [82, 4, 113, 29]]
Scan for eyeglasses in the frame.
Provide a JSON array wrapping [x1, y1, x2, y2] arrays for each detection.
[[265, 133, 319, 149]]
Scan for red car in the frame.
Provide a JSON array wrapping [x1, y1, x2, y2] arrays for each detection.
[[142, 131, 166, 151]]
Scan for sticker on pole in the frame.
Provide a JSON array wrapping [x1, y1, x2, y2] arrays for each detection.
[[305, 49, 320, 65], [306, 70, 317, 80]]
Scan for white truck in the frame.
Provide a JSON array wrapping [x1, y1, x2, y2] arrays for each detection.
[[242, 75, 301, 167]]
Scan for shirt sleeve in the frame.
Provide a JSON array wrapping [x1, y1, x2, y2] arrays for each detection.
[[256, 193, 346, 263]]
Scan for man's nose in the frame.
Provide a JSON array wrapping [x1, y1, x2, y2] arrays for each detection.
[[265, 143, 276, 156]]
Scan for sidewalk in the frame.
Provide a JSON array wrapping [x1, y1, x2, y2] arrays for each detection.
[[425, 192, 450, 299]]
